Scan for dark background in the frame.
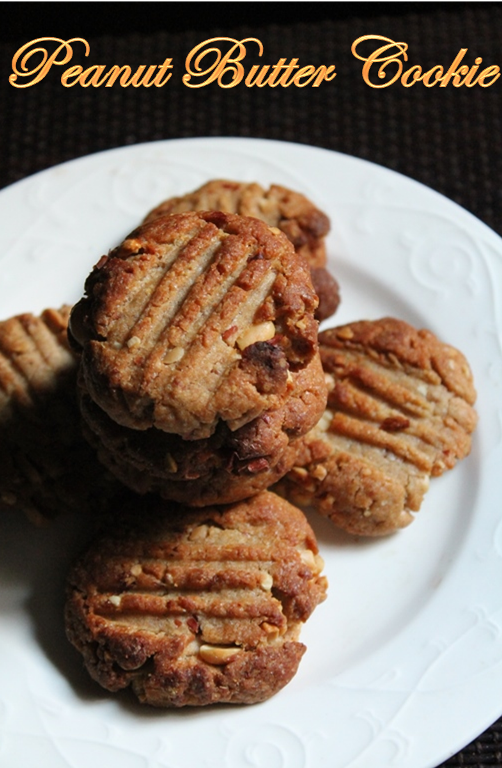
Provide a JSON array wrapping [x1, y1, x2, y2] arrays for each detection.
[[1, 1, 501, 238], [1, 2, 501, 765], [0, 2, 470, 41]]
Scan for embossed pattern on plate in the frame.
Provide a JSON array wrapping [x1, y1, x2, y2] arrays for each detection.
[[0, 137, 501, 768]]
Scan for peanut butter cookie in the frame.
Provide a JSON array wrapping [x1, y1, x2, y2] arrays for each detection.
[[69, 210, 323, 442], [65, 491, 327, 707], [280, 318, 478, 536]]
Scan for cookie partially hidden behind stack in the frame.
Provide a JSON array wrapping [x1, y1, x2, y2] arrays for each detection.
[[65, 491, 327, 707], [70, 210, 328, 505], [144, 179, 340, 321], [0, 306, 118, 523], [280, 318, 478, 536]]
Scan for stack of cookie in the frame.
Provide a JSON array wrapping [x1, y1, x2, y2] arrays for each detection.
[[68, 205, 330, 506], [62, 183, 338, 706]]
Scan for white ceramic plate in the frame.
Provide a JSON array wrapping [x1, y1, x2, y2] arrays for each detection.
[[1, 138, 501, 768]]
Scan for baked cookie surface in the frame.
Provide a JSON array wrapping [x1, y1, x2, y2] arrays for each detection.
[[65, 491, 327, 707], [280, 317, 478, 536], [0, 307, 117, 523], [144, 179, 331, 268], [70, 210, 320, 441], [144, 179, 340, 321]]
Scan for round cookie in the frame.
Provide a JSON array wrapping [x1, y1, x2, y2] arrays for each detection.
[[69, 210, 321, 441], [278, 317, 478, 536], [65, 491, 327, 707]]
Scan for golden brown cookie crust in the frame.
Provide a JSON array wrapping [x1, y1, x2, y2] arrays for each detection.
[[65, 492, 327, 707], [279, 317, 478, 536], [70, 210, 320, 440]]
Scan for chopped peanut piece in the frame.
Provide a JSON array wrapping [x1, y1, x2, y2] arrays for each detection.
[[199, 644, 241, 665], [260, 572, 273, 591], [236, 321, 276, 350], [126, 335, 141, 349], [164, 347, 185, 363]]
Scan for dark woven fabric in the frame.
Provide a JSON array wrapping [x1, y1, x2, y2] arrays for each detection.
[[1, 3, 501, 235], [1, 3, 501, 764]]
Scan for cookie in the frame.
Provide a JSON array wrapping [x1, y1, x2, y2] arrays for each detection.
[[279, 318, 478, 536], [65, 491, 327, 707], [143, 179, 340, 321], [78, 354, 327, 506], [0, 307, 118, 523], [69, 210, 322, 441]]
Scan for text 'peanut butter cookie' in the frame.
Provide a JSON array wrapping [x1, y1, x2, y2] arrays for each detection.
[[143, 179, 340, 321], [65, 492, 327, 707], [0, 307, 118, 524], [70, 210, 321, 441], [280, 318, 478, 536]]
